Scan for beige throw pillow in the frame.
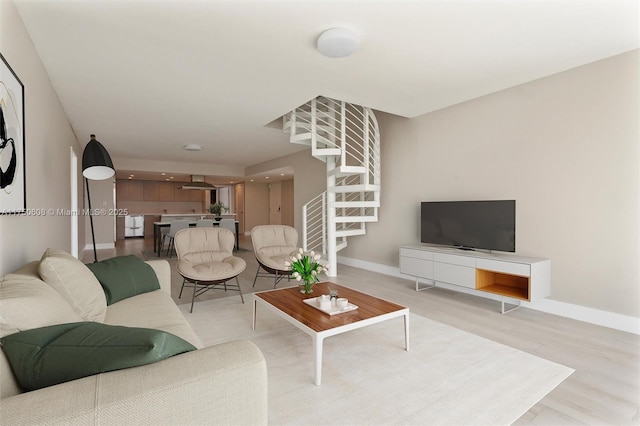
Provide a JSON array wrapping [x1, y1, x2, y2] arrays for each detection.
[[38, 249, 107, 322], [0, 270, 81, 337]]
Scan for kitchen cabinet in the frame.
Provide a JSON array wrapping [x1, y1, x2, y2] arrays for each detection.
[[143, 181, 159, 201]]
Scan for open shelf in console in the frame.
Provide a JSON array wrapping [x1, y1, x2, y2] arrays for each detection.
[[475, 269, 529, 301]]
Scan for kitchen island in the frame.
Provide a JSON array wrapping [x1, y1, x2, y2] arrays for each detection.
[[116, 213, 237, 240], [154, 218, 240, 255], [160, 213, 236, 221]]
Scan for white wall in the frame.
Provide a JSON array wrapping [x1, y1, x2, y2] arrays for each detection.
[[83, 178, 115, 251], [280, 179, 294, 226], [242, 179, 295, 232], [244, 181, 269, 232], [245, 149, 326, 235], [0, 1, 82, 274], [341, 50, 639, 318]]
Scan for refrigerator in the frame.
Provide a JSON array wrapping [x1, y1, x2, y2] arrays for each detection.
[[124, 215, 144, 238]]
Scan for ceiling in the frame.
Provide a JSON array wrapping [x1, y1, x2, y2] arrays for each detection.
[[15, 0, 639, 181], [114, 167, 294, 185]]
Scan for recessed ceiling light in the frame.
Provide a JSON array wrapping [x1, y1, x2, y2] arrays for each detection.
[[128, 176, 132, 180], [265, 176, 269, 179], [183, 144, 202, 151], [280, 174, 284, 176], [169, 176, 174, 179], [161, 173, 166, 175], [250, 179, 254, 182]]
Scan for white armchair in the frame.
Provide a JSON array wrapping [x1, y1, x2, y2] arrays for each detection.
[[175, 227, 246, 312], [250, 225, 298, 289]]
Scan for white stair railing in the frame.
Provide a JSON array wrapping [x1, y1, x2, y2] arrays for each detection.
[[301, 192, 326, 255], [285, 96, 381, 276]]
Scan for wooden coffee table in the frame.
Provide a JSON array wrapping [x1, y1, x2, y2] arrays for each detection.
[[252, 282, 409, 385]]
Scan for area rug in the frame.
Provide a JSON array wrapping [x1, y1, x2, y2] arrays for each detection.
[[180, 296, 573, 425]]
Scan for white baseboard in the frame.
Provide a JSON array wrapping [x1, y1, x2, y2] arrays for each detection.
[[337, 255, 640, 335], [522, 298, 640, 335], [83, 243, 115, 251]]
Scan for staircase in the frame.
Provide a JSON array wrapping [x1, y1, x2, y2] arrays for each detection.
[[283, 96, 381, 276]]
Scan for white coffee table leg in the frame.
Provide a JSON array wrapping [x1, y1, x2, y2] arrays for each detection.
[[404, 312, 410, 351], [252, 299, 257, 331], [313, 335, 323, 385]]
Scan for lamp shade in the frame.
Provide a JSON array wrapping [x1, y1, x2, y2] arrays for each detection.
[[82, 134, 114, 180]]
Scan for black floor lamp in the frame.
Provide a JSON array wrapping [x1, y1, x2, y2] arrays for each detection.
[[82, 134, 114, 263]]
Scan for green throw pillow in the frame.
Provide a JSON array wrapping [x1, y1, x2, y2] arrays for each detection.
[[86, 255, 160, 305], [0, 322, 196, 391]]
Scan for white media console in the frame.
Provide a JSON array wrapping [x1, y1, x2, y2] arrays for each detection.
[[399, 244, 550, 314]]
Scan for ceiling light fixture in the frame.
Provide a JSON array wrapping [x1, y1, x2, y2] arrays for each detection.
[[183, 144, 202, 151], [317, 27, 359, 58]]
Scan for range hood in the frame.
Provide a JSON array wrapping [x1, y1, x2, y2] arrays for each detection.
[[179, 175, 216, 190]]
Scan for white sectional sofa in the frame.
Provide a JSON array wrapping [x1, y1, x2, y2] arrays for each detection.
[[0, 249, 267, 425]]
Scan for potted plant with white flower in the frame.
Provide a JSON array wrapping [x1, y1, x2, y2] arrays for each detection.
[[285, 249, 328, 294]]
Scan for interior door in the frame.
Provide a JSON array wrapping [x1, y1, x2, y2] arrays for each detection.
[[269, 182, 282, 225], [235, 183, 245, 234]]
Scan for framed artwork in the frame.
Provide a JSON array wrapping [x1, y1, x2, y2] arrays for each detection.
[[0, 53, 26, 215]]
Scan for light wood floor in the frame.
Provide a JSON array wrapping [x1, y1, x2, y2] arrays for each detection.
[[87, 236, 640, 425]]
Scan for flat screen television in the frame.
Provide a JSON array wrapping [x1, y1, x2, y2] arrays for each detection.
[[420, 200, 516, 252]]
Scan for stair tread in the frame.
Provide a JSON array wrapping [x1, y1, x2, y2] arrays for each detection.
[[335, 228, 366, 237], [312, 148, 342, 156], [328, 166, 367, 177], [335, 216, 378, 223], [329, 184, 380, 193]]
